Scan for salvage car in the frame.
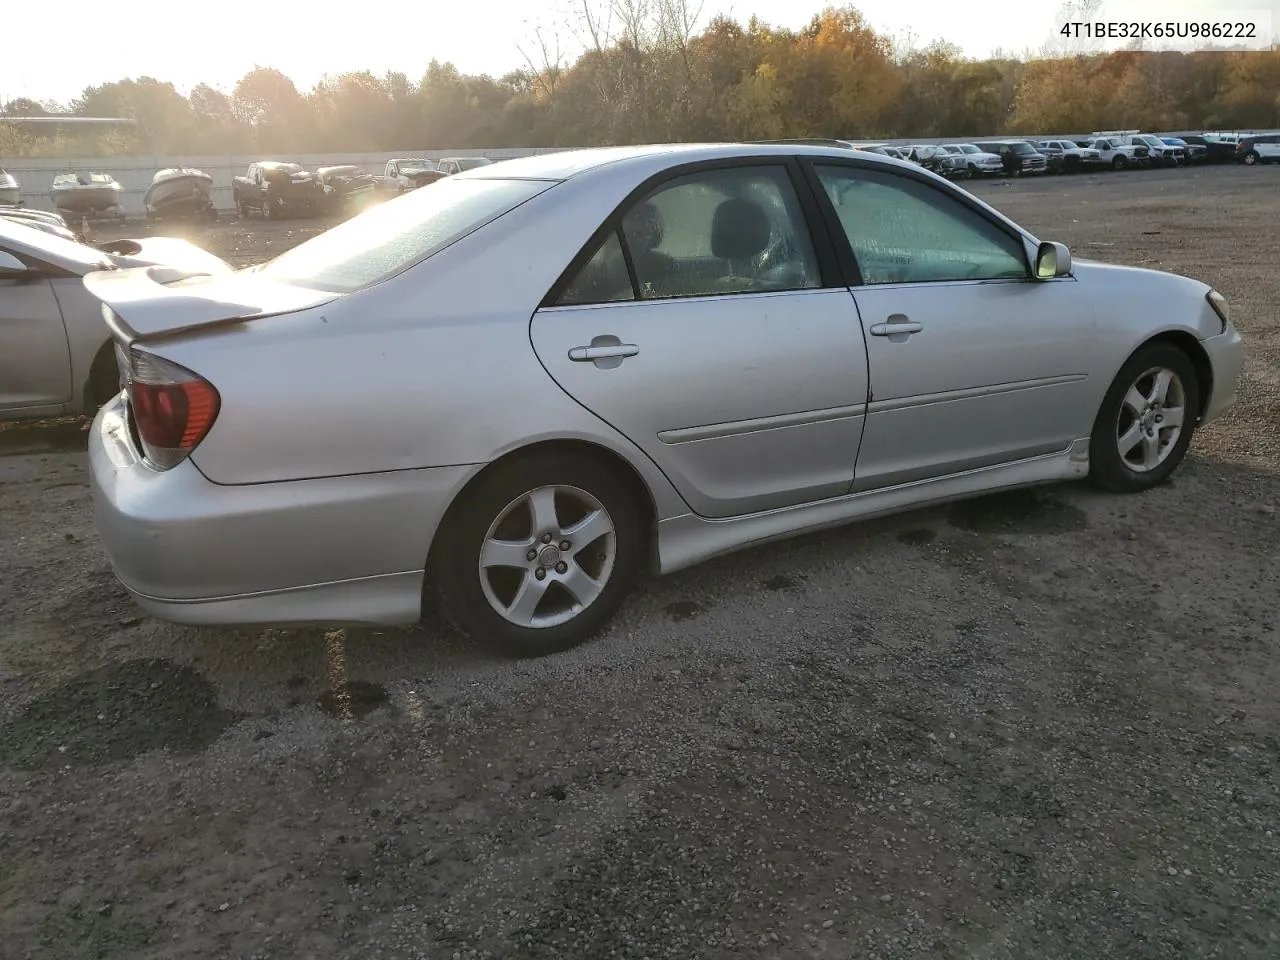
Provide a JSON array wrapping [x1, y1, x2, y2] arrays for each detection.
[[936, 143, 1004, 177], [375, 158, 447, 196], [0, 218, 230, 422], [1033, 139, 1103, 173], [436, 156, 493, 175], [233, 161, 323, 219], [1, 206, 80, 241], [82, 143, 1243, 657], [972, 140, 1049, 174], [316, 164, 377, 213]]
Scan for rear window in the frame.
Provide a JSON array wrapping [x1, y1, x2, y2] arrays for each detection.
[[256, 177, 553, 294]]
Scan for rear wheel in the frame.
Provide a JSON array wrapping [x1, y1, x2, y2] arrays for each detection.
[[1243, 150, 1259, 165], [1088, 343, 1200, 493], [429, 451, 644, 658]]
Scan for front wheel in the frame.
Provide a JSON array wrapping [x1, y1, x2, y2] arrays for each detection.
[[1112, 156, 1128, 170], [1088, 343, 1200, 493], [1243, 151, 1259, 165], [429, 451, 644, 658]]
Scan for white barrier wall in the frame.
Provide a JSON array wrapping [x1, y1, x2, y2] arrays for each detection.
[[1, 148, 566, 216]]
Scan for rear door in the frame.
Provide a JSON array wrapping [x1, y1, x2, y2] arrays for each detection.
[[529, 159, 870, 519]]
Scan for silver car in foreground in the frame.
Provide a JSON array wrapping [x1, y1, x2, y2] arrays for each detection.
[[0, 219, 230, 422], [84, 143, 1244, 657]]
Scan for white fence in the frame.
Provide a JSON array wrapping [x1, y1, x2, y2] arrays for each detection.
[[1, 148, 565, 217]]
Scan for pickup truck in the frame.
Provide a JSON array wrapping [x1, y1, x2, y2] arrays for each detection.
[[233, 161, 323, 219], [373, 158, 447, 196]]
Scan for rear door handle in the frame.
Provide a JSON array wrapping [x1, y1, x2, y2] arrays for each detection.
[[568, 344, 639, 361], [869, 315, 924, 337]]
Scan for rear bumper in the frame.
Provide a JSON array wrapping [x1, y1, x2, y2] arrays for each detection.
[[88, 397, 477, 626]]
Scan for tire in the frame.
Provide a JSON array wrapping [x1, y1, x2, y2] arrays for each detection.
[[1112, 155, 1128, 170], [1087, 343, 1201, 494], [1243, 151, 1259, 165], [238, 200, 249, 218], [261, 196, 274, 219], [428, 451, 645, 658]]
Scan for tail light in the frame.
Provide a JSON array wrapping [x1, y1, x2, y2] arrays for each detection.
[[117, 346, 220, 470]]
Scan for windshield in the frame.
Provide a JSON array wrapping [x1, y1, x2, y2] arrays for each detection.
[[956, 145, 981, 154], [398, 160, 435, 173], [267, 163, 303, 174], [0, 217, 111, 271], [454, 158, 492, 170], [256, 176, 553, 294], [1010, 142, 1036, 155]]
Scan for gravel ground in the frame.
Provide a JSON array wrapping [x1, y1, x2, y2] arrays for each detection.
[[1, 165, 1277, 960]]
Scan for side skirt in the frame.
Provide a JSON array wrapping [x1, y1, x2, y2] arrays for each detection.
[[655, 438, 1091, 575]]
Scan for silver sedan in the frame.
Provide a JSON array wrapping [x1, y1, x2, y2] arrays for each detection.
[[83, 143, 1244, 657], [0, 218, 230, 422]]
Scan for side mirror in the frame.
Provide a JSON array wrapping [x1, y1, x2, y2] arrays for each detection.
[[0, 250, 31, 278], [1035, 240, 1072, 280]]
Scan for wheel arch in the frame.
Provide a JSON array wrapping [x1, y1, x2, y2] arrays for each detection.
[[82, 337, 119, 413], [1135, 330, 1214, 419], [427, 437, 662, 580]]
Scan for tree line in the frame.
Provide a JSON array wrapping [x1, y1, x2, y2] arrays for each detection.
[[3, 2, 1278, 159]]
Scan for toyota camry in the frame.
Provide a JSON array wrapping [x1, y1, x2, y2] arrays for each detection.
[[83, 143, 1244, 657]]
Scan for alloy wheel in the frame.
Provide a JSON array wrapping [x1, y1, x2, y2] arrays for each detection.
[[478, 484, 617, 629], [1115, 366, 1187, 472]]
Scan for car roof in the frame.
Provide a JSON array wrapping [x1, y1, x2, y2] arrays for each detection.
[[461, 142, 925, 183]]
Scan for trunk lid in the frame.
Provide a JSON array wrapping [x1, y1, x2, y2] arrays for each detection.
[[83, 265, 338, 345]]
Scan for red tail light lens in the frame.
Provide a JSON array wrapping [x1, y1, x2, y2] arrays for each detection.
[[124, 350, 220, 469]]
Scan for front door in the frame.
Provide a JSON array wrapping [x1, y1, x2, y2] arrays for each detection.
[[531, 162, 870, 519], [0, 271, 72, 412], [807, 161, 1098, 491]]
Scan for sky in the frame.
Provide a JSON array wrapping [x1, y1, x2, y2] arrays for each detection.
[[2, 0, 1273, 106]]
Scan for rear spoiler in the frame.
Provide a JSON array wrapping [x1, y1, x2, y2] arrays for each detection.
[[84, 264, 337, 345]]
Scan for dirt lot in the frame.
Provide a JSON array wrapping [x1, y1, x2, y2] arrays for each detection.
[[1, 166, 1277, 960]]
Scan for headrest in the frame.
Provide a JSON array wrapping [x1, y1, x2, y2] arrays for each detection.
[[711, 197, 771, 260], [624, 201, 664, 252]]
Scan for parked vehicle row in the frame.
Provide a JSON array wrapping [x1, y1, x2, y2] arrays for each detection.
[[0, 156, 496, 225], [827, 128, 1277, 178], [234, 155, 492, 219]]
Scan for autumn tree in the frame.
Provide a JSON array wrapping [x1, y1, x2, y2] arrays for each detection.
[[8, 9, 1280, 159]]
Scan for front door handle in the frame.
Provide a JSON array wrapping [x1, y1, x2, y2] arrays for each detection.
[[869, 314, 924, 337], [568, 343, 639, 361]]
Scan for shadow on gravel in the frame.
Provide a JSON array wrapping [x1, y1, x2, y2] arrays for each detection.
[[947, 488, 1089, 535], [0, 658, 240, 771], [0, 418, 89, 457], [316, 680, 390, 720]]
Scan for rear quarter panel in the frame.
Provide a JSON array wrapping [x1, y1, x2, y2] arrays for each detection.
[[161, 178, 693, 519]]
